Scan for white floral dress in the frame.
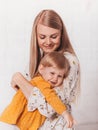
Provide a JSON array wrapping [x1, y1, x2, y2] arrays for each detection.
[[26, 52, 80, 130]]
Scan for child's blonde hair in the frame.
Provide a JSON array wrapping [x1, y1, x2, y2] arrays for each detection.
[[39, 51, 70, 78]]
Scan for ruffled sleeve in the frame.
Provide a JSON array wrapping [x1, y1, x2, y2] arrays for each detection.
[[63, 52, 80, 104], [28, 87, 56, 118]]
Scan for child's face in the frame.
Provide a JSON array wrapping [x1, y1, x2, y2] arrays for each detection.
[[39, 65, 65, 87]]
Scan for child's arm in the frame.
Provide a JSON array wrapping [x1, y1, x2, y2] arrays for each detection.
[[31, 77, 76, 128], [30, 76, 67, 115], [11, 72, 66, 114], [28, 86, 59, 118]]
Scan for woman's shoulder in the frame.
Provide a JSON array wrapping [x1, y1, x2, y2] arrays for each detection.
[[63, 52, 79, 66]]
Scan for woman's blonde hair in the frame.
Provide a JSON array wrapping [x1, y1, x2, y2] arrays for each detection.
[[39, 51, 70, 78], [29, 9, 76, 78]]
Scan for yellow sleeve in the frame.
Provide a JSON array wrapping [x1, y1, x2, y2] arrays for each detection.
[[30, 76, 67, 114]]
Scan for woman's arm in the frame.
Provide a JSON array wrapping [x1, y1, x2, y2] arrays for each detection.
[[11, 72, 33, 99], [63, 52, 80, 104]]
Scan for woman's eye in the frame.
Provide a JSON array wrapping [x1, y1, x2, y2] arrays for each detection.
[[51, 35, 57, 39], [40, 37, 45, 39], [39, 35, 46, 39]]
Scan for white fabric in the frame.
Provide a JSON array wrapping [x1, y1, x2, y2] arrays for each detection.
[[28, 87, 56, 118], [0, 122, 20, 130], [39, 116, 75, 130]]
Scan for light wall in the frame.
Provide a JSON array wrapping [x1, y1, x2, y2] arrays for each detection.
[[0, 0, 98, 126]]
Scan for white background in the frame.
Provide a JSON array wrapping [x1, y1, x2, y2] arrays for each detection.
[[0, 0, 98, 127]]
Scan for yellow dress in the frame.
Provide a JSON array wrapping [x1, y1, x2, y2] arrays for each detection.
[[0, 76, 66, 130]]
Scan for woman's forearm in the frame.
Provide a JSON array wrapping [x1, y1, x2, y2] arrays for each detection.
[[11, 72, 33, 99]]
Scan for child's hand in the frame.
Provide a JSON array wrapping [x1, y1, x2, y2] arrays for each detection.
[[62, 110, 77, 128]]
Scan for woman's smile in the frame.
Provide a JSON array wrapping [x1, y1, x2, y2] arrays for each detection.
[[37, 24, 61, 53]]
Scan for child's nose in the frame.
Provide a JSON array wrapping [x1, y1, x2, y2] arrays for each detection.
[[53, 76, 58, 82]]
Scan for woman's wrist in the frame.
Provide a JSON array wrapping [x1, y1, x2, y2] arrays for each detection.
[[12, 72, 34, 99], [62, 109, 69, 117]]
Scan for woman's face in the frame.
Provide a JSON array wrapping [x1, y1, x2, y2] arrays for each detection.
[[37, 24, 61, 54]]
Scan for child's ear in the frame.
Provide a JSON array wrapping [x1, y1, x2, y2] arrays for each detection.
[[38, 64, 44, 74]]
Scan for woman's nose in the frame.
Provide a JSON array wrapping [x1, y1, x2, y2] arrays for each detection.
[[46, 38, 51, 45]]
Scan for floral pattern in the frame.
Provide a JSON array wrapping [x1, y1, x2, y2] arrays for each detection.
[[25, 52, 80, 130]]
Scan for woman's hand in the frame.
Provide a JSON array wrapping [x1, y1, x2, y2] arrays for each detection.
[[11, 72, 33, 99], [62, 110, 77, 128], [11, 72, 20, 91]]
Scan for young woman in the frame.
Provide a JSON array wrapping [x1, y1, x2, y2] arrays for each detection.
[[0, 10, 80, 130]]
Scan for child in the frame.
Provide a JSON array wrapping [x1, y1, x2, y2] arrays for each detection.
[[0, 52, 75, 130], [28, 51, 70, 118]]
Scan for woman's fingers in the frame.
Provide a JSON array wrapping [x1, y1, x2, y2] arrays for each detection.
[[73, 119, 77, 125], [11, 80, 19, 91], [66, 119, 77, 128], [66, 121, 70, 128], [66, 120, 72, 128]]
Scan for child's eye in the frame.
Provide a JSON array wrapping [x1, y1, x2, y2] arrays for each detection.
[[50, 72, 54, 75], [58, 75, 63, 78]]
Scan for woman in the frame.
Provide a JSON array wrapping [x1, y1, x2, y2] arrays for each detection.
[[0, 10, 80, 130]]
